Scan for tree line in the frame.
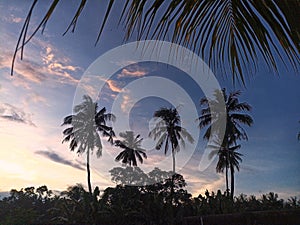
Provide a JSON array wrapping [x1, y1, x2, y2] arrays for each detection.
[[1, 172, 299, 225]]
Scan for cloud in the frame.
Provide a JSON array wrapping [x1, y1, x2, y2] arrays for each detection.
[[121, 94, 135, 113], [106, 79, 123, 93], [11, 16, 22, 23], [0, 52, 47, 87], [0, 36, 80, 88], [0, 102, 35, 126], [118, 68, 147, 78], [1, 13, 23, 23], [41, 46, 80, 85], [35, 150, 84, 171]]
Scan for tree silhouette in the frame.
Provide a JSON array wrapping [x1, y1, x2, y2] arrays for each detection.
[[1, 184, 300, 224], [61, 95, 115, 194], [149, 107, 194, 173], [109, 166, 148, 186], [114, 131, 147, 167], [216, 145, 243, 197], [12, 1, 299, 84], [199, 89, 253, 198]]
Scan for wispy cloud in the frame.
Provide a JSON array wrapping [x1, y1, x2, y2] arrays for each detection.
[[40, 45, 80, 85], [35, 150, 84, 171], [0, 13, 23, 24], [118, 68, 147, 78], [0, 102, 35, 126], [0, 33, 80, 88], [121, 94, 135, 113]]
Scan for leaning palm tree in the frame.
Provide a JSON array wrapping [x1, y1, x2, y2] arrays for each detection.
[[199, 88, 253, 198], [61, 95, 115, 194], [114, 131, 147, 167], [12, 1, 299, 84], [149, 107, 194, 173]]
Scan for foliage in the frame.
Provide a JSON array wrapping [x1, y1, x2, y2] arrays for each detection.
[[1, 172, 299, 225], [109, 166, 149, 186]]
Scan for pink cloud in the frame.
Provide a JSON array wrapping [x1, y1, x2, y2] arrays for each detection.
[[118, 67, 147, 78], [106, 79, 123, 93]]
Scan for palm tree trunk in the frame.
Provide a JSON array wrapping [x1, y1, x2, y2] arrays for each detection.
[[87, 149, 92, 195], [230, 165, 234, 199], [172, 150, 176, 174], [225, 147, 229, 197], [170, 146, 175, 225], [225, 165, 229, 196]]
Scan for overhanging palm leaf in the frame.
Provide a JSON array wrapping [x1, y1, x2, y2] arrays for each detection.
[[61, 95, 115, 194], [11, 0, 299, 85], [114, 131, 147, 167]]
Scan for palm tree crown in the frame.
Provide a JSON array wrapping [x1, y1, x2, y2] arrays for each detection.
[[149, 107, 194, 173], [61, 95, 115, 194], [199, 89, 253, 145], [114, 131, 147, 167]]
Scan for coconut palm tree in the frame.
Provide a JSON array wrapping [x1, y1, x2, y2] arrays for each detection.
[[12, 1, 299, 84], [149, 107, 194, 173], [61, 95, 115, 194], [199, 88, 253, 198], [114, 131, 147, 167]]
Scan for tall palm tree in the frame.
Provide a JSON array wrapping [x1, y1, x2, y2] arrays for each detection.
[[199, 88, 253, 198], [114, 131, 147, 167], [61, 95, 115, 194], [12, 1, 299, 84], [149, 107, 194, 173]]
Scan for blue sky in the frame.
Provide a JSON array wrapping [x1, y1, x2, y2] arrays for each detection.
[[0, 1, 299, 199]]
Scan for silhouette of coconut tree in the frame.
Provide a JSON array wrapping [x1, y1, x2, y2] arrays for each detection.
[[199, 89, 253, 198], [61, 95, 115, 194], [149, 107, 194, 173], [114, 131, 147, 167]]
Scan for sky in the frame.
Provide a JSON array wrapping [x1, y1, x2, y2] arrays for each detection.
[[0, 1, 299, 199]]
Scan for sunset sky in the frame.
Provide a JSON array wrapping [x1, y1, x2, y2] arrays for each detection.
[[0, 1, 299, 199]]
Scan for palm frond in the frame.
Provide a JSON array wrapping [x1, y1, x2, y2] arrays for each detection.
[[200, 97, 209, 106], [61, 115, 73, 126], [231, 102, 252, 112], [198, 114, 212, 129], [11, 0, 300, 83], [63, 0, 87, 35], [231, 113, 253, 127], [178, 127, 194, 144], [114, 131, 147, 166]]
